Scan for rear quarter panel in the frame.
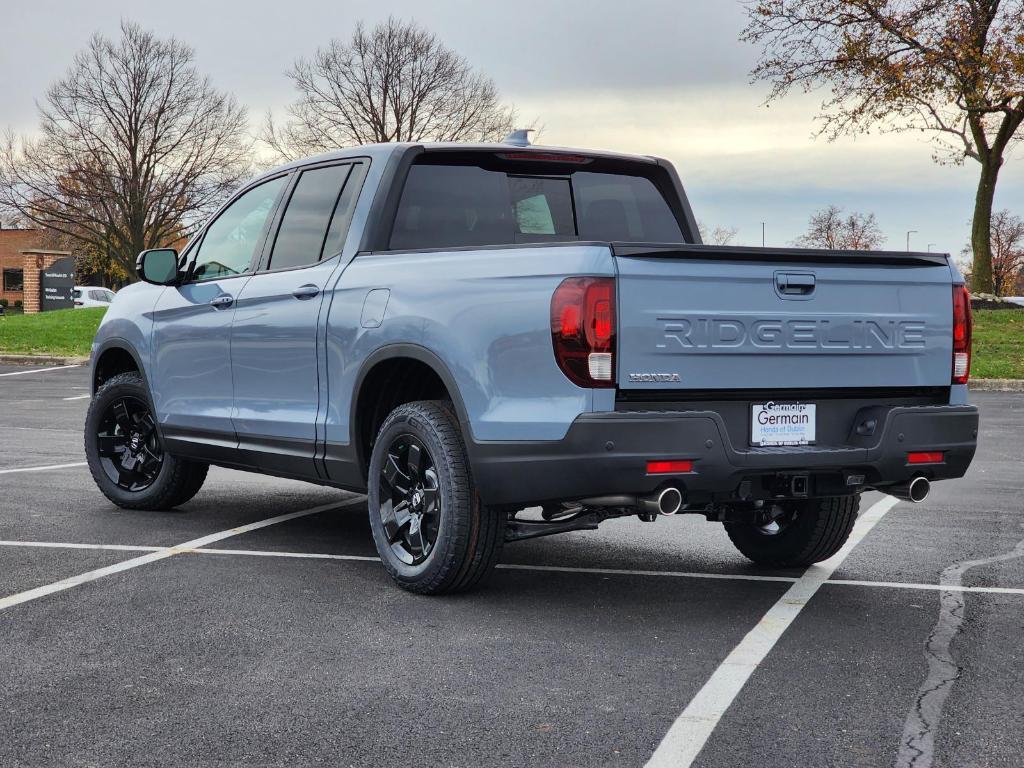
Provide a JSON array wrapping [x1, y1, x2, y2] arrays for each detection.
[[324, 244, 615, 445]]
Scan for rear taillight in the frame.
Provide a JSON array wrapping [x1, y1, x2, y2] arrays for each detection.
[[907, 451, 944, 465], [551, 277, 616, 388], [952, 285, 972, 384]]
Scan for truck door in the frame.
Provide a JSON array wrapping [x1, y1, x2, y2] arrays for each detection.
[[229, 161, 364, 477], [150, 175, 288, 455]]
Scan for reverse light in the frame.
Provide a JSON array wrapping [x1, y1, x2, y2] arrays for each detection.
[[647, 460, 694, 475], [952, 285, 972, 384], [551, 277, 616, 388], [907, 451, 945, 465]]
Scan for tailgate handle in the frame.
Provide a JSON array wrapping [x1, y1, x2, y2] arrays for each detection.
[[776, 272, 816, 296]]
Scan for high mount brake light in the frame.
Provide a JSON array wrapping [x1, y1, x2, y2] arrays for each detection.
[[952, 285, 972, 384], [551, 277, 616, 388], [498, 152, 592, 164]]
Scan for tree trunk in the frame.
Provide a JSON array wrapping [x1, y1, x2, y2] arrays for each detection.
[[971, 158, 1000, 294]]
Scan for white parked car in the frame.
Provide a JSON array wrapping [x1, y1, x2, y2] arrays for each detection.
[[73, 286, 116, 308]]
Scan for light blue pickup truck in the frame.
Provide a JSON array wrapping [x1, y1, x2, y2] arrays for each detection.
[[86, 139, 979, 593]]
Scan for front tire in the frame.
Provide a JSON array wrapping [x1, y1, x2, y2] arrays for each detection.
[[724, 495, 860, 568], [85, 372, 208, 511], [367, 401, 504, 595]]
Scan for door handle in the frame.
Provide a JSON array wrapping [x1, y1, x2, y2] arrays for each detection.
[[775, 272, 816, 296], [209, 295, 234, 309], [292, 284, 320, 300]]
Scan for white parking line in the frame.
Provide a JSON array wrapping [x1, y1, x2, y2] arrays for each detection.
[[0, 540, 162, 553], [62, 394, 90, 401], [0, 461, 88, 475], [644, 495, 901, 768], [4, 535, 1023, 597], [0, 365, 81, 377], [0, 498, 362, 612]]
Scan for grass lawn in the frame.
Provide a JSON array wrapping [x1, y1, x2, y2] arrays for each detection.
[[0, 307, 106, 356], [971, 309, 1024, 380]]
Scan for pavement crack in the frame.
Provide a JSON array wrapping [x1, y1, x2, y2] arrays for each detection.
[[895, 529, 1024, 768]]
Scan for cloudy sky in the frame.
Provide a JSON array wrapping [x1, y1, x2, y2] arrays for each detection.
[[4, 0, 1023, 254]]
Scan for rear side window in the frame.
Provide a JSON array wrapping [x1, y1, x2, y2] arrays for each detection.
[[268, 163, 353, 271], [389, 159, 683, 250]]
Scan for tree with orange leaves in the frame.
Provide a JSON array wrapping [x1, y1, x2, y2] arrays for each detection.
[[743, 0, 1024, 293]]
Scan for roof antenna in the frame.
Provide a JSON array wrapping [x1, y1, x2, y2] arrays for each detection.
[[503, 128, 534, 147]]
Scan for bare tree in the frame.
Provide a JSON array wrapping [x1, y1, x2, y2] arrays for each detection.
[[960, 209, 1024, 295], [743, 1, 1024, 293], [698, 220, 740, 245], [793, 205, 887, 250], [263, 17, 516, 160], [0, 21, 251, 279]]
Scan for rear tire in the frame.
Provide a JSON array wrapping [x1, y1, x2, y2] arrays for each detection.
[[724, 495, 860, 568], [85, 372, 208, 511], [367, 400, 504, 595]]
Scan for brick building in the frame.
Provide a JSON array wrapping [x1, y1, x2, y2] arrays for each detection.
[[0, 228, 74, 313]]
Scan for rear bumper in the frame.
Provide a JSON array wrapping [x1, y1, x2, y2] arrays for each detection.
[[470, 404, 978, 507]]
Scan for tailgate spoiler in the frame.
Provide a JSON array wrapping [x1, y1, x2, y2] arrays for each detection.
[[611, 242, 950, 267]]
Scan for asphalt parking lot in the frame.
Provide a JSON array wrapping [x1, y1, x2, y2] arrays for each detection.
[[1, 362, 1022, 768]]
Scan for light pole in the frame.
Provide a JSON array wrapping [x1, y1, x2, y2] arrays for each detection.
[[906, 230, 918, 252], [761, 222, 765, 248], [927, 243, 937, 252]]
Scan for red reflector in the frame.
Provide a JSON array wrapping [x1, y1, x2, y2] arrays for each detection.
[[907, 451, 944, 464], [647, 459, 693, 474]]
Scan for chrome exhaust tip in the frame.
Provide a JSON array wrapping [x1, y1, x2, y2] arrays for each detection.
[[656, 487, 683, 515], [891, 476, 931, 504]]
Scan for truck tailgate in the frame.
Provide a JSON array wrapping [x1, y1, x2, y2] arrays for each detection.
[[614, 245, 954, 391]]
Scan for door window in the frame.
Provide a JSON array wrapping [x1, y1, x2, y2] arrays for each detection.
[[267, 164, 354, 271], [191, 176, 287, 282]]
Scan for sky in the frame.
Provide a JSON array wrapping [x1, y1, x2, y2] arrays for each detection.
[[3, 0, 1022, 255]]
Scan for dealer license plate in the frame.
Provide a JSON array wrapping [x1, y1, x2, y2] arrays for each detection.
[[751, 402, 816, 446]]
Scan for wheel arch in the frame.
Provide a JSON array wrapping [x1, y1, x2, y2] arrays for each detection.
[[92, 340, 148, 395], [350, 344, 474, 479]]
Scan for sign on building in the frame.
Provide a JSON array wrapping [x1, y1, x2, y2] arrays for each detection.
[[39, 256, 75, 311]]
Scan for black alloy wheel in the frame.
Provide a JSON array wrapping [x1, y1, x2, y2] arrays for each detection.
[[95, 395, 164, 492], [378, 434, 441, 565]]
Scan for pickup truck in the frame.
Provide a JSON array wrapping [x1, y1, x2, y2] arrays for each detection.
[[86, 138, 979, 594]]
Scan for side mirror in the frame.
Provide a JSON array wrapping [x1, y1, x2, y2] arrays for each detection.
[[136, 248, 180, 286]]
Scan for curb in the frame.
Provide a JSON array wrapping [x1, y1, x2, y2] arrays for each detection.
[[969, 379, 1024, 392], [0, 354, 90, 367]]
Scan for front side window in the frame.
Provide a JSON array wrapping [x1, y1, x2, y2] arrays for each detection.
[[191, 176, 287, 282], [267, 164, 353, 271], [389, 159, 683, 251]]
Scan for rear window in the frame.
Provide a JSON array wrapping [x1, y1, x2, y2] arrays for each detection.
[[389, 158, 683, 250]]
